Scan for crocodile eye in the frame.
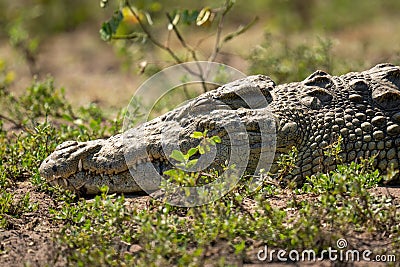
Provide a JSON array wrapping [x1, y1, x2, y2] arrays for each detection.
[[372, 68, 400, 110], [300, 88, 333, 109], [349, 79, 369, 92], [304, 70, 333, 89], [301, 71, 334, 109], [372, 87, 400, 111], [383, 68, 400, 88]]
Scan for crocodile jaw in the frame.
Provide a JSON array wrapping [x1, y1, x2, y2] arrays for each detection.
[[38, 125, 174, 194], [39, 75, 279, 194], [39, 135, 129, 194]]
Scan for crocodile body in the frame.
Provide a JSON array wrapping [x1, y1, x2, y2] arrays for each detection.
[[40, 63, 400, 194]]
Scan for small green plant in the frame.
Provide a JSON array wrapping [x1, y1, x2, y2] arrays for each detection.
[[323, 135, 343, 160], [163, 130, 221, 187], [51, 186, 135, 266], [275, 146, 298, 179], [299, 157, 393, 236], [0, 190, 38, 229], [169, 130, 222, 169], [303, 157, 381, 195]]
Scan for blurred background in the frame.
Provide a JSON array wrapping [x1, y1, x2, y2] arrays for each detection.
[[0, 0, 399, 112]]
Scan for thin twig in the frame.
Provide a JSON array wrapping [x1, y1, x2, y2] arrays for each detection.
[[208, 2, 258, 62], [195, 32, 216, 49], [208, 0, 236, 63], [125, 1, 183, 64], [112, 33, 147, 40], [165, 13, 198, 61], [221, 16, 259, 44], [165, 12, 208, 93], [0, 114, 25, 130], [208, 6, 227, 63], [125, 1, 210, 92]]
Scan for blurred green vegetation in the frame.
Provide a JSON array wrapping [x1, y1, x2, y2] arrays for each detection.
[[2, 0, 398, 34], [0, 0, 399, 79]]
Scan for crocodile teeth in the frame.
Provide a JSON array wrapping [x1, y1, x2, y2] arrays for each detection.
[[62, 179, 68, 187], [78, 159, 83, 171]]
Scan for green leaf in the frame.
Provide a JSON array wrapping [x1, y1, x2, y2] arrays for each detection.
[[190, 131, 203, 139], [186, 159, 198, 169], [99, 11, 124, 41], [163, 169, 177, 177], [198, 145, 205, 155], [234, 240, 246, 254], [187, 147, 198, 158], [180, 9, 199, 25], [170, 150, 185, 163], [211, 136, 221, 143], [62, 114, 74, 122], [204, 145, 211, 153]]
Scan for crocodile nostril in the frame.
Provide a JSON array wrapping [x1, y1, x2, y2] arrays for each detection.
[[52, 165, 57, 172]]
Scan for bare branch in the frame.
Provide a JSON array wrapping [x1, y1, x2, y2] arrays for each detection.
[[207, 3, 228, 63], [222, 16, 259, 44], [208, 1, 258, 63], [0, 114, 29, 132], [165, 12, 199, 62], [165, 13, 208, 93], [125, 1, 183, 64], [112, 33, 147, 40]]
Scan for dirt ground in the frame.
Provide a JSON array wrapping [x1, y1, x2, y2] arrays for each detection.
[[1, 181, 399, 266], [1, 16, 400, 266]]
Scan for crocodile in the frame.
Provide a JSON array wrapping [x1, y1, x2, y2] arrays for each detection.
[[39, 63, 400, 195]]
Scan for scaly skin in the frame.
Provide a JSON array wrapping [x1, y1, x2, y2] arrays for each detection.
[[39, 63, 400, 194]]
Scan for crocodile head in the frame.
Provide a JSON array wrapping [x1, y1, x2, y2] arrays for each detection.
[[39, 63, 400, 194], [39, 75, 278, 194]]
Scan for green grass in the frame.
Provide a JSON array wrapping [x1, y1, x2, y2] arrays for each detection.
[[0, 190, 38, 228]]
